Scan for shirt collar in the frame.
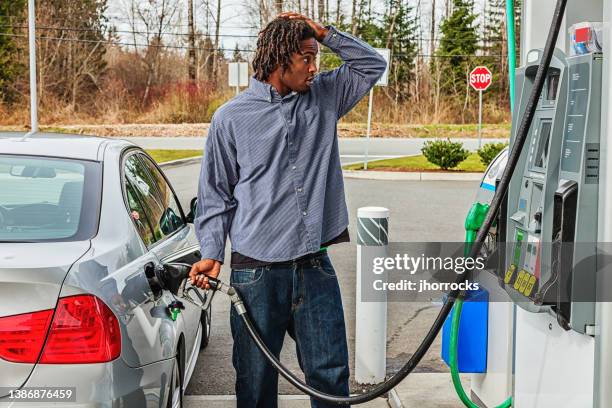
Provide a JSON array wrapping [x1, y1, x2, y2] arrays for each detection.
[[248, 76, 297, 102]]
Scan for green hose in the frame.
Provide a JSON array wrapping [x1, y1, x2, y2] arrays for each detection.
[[450, 297, 513, 408], [506, 0, 517, 113], [449, 298, 477, 407], [449, 1, 517, 405], [450, 201, 511, 407]]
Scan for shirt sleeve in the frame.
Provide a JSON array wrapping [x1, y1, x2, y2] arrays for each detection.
[[318, 26, 388, 119], [194, 117, 239, 263]]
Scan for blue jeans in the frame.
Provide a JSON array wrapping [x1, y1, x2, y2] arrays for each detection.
[[230, 252, 350, 408]]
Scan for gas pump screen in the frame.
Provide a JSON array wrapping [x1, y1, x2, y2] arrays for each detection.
[[534, 121, 552, 169]]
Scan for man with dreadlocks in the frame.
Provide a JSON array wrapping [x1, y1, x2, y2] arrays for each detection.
[[190, 12, 386, 407]]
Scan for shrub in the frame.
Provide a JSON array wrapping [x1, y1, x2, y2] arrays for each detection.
[[477, 142, 508, 167], [421, 138, 469, 170]]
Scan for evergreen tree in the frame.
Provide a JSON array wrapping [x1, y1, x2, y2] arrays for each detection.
[[0, 0, 26, 104], [382, 0, 418, 100], [435, 0, 478, 97], [232, 44, 245, 62]]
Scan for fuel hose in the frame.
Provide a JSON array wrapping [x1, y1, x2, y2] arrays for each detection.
[[202, 0, 568, 403], [448, 0, 518, 405]]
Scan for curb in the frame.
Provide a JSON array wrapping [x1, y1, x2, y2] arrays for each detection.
[[343, 170, 484, 181], [387, 389, 404, 408], [158, 158, 484, 182], [159, 155, 203, 168]]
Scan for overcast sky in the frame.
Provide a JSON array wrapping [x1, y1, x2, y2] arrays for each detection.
[[105, 0, 491, 56]]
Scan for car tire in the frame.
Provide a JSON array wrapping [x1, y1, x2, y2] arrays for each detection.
[[167, 352, 184, 408], [199, 305, 212, 350]]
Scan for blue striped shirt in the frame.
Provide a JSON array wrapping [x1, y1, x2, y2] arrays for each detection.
[[195, 26, 387, 263]]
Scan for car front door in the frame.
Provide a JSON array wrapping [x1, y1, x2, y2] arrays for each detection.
[[124, 151, 203, 372]]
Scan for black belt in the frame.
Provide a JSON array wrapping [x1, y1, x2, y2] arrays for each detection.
[[231, 248, 327, 269]]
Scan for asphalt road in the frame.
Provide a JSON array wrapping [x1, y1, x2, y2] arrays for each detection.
[[164, 162, 479, 396], [127, 136, 508, 166]]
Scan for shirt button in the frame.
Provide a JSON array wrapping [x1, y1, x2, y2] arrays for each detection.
[[297, 187, 303, 192], [302, 211, 307, 216], [289, 142, 293, 145], [292, 166, 297, 170]]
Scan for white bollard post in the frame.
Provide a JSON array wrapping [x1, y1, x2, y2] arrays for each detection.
[[355, 206, 389, 384]]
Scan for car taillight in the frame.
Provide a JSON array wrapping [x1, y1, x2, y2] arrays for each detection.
[[39, 295, 121, 364], [0, 309, 54, 363]]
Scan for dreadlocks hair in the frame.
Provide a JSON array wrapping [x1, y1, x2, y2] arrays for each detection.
[[252, 17, 316, 82]]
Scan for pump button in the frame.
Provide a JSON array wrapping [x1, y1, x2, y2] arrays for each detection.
[[504, 264, 517, 284], [514, 270, 526, 290], [519, 272, 531, 293], [524, 275, 538, 297]]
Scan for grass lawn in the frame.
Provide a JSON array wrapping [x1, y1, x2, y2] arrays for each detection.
[[145, 149, 202, 163], [344, 153, 487, 172]]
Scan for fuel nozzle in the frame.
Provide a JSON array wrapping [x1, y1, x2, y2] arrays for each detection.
[[206, 277, 246, 315], [155, 263, 191, 295], [465, 202, 491, 253]]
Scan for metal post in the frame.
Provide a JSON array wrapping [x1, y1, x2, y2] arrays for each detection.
[[26, 0, 38, 137], [236, 65, 240, 96], [355, 206, 388, 384], [364, 88, 374, 170], [478, 89, 483, 149]]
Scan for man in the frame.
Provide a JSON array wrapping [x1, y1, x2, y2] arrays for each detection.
[[190, 12, 386, 407]]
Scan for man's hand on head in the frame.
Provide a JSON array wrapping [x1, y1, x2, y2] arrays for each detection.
[[278, 12, 329, 42], [189, 258, 222, 290]]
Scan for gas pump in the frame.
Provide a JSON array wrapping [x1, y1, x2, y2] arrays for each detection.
[[464, 1, 609, 406]]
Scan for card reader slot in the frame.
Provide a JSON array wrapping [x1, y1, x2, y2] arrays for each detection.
[[552, 180, 578, 330]]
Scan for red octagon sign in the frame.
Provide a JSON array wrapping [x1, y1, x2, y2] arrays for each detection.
[[470, 66, 492, 91]]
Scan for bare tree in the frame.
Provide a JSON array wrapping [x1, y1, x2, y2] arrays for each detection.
[[351, 0, 357, 33], [430, 0, 436, 56], [123, 0, 180, 107], [213, 0, 221, 78], [36, 0, 108, 111], [188, 0, 197, 82]]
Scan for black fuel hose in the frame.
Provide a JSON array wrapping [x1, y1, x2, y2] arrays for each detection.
[[206, 1, 568, 403]]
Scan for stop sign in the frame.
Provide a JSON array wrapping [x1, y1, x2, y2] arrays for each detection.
[[470, 66, 492, 91]]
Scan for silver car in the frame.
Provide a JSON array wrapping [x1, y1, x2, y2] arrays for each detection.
[[0, 132, 211, 407]]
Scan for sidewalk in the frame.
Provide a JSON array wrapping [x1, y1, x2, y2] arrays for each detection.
[[183, 373, 467, 407], [390, 373, 468, 408], [184, 394, 389, 407]]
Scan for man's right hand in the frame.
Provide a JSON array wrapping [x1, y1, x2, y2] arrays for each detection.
[[189, 259, 222, 290]]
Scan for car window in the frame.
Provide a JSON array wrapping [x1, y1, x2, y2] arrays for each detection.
[[125, 179, 156, 247], [0, 155, 101, 242], [123, 153, 185, 247]]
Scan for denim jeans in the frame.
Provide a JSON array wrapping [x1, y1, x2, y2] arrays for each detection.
[[229, 252, 350, 408]]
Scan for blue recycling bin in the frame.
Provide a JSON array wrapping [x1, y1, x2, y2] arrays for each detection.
[[441, 289, 489, 373]]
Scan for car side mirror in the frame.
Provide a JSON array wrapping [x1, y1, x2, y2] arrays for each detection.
[[186, 197, 197, 223]]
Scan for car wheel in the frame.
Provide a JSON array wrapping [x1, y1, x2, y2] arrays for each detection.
[[167, 352, 184, 408], [199, 305, 212, 350]]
